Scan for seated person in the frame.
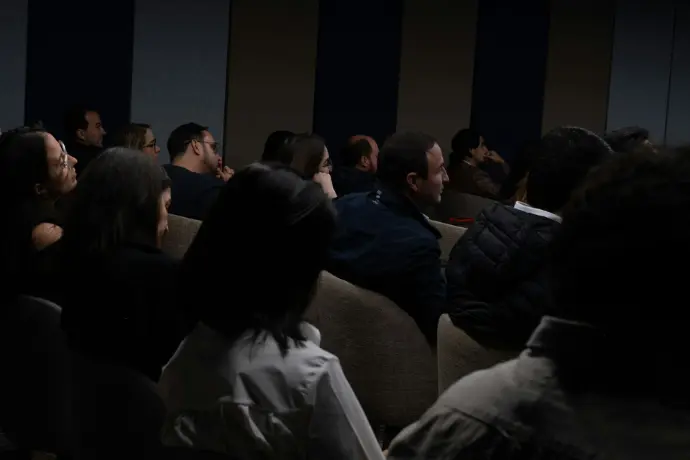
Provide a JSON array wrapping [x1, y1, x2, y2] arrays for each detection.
[[163, 123, 233, 220], [327, 131, 448, 344], [604, 125, 656, 154], [111, 122, 161, 159], [446, 128, 509, 199], [331, 135, 379, 196], [62, 106, 106, 176], [388, 150, 690, 458], [40, 148, 186, 381], [158, 163, 383, 460], [446, 127, 613, 350], [0, 127, 77, 283], [281, 132, 338, 198], [260, 129, 295, 163]]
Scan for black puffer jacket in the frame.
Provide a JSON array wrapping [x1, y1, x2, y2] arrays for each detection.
[[446, 202, 560, 350]]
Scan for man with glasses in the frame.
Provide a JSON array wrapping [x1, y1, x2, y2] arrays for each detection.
[[164, 122, 234, 220]]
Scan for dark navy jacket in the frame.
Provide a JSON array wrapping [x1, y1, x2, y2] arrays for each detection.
[[331, 166, 377, 197], [327, 188, 446, 344]]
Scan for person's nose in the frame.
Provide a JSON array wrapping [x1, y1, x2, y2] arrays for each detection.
[[155, 145, 161, 154], [68, 154, 78, 166]]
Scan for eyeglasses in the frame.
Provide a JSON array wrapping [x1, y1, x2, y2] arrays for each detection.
[[58, 141, 69, 169], [144, 139, 157, 149], [187, 139, 220, 153]]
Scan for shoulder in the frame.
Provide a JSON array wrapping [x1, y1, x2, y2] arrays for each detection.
[[31, 222, 63, 251]]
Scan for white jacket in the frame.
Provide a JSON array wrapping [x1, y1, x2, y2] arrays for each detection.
[[158, 322, 384, 460]]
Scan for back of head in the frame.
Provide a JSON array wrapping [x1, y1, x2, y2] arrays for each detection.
[[526, 126, 613, 212], [551, 151, 690, 342], [180, 163, 336, 354], [262, 130, 295, 163], [603, 125, 651, 154], [340, 137, 373, 167], [0, 127, 49, 204], [61, 147, 169, 258], [377, 131, 436, 191], [64, 106, 90, 142], [112, 123, 150, 150], [450, 128, 481, 165], [283, 133, 326, 178], [167, 122, 208, 162]]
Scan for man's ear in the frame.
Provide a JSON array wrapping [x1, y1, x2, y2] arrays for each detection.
[[406, 172, 420, 193], [76, 129, 86, 142], [191, 139, 202, 156], [360, 155, 370, 169]]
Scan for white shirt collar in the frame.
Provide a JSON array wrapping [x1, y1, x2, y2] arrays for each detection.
[[514, 201, 562, 223]]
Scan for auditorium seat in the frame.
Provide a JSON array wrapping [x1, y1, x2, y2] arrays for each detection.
[[0, 295, 71, 455], [436, 314, 516, 394], [429, 219, 466, 264], [429, 190, 495, 228], [308, 271, 437, 429], [163, 214, 202, 259]]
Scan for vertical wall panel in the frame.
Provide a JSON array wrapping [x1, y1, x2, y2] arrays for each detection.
[[0, 0, 28, 131], [313, 0, 403, 160], [665, 4, 690, 146], [224, 0, 319, 167], [542, 0, 615, 135], [606, 0, 675, 142], [131, 0, 231, 164], [397, 0, 478, 153], [25, 0, 135, 139], [470, 0, 551, 161]]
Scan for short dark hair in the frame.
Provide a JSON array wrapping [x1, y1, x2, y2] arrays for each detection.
[[551, 151, 690, 338], [111, 123, 151, 150], [281, 133, 326, 178], [167, 123, 208, 161], [377, 131, 436, 191], [61, 148, 170, 256], [450, 128, 481, 164], [340, 138, 373, 167], [64, 106, 97, 140], [527, 127, 612, 212], [603, 126, 650, 154], [261, 130, 295, 163], [179, 163, 337, 355]]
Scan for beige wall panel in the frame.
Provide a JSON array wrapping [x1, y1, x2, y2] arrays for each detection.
[[397, 0, 478, 153], [542, 0, 615, 134], [224, 0, 319, 167]]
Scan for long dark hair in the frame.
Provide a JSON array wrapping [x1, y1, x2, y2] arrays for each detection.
[[281, 133, 326, 178], [0, 128, 55, 275], [179, 163, 336, 355], [60, 147, 170, 259]]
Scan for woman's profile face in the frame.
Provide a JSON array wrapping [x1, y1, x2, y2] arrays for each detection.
[[142, 128, 160, 159], [156, 187, 172, 248], [42, 133, 77, 197], [319, 147, 332, 174]]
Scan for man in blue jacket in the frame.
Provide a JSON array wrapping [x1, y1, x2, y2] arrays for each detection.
[[327, 132, 449, 344]]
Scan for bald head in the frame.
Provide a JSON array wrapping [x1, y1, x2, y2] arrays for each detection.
[[342, 135, 379, 172]]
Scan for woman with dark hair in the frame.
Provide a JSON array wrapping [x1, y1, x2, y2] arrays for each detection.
[[0, 127, 77, 280], [111, 122, 161, 159], [159, 163, 383, 459], [447, 128, 509, 199], [43, 148, 185, 381], [261, 129, 295, 163], [280, 133, 338, 198]]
